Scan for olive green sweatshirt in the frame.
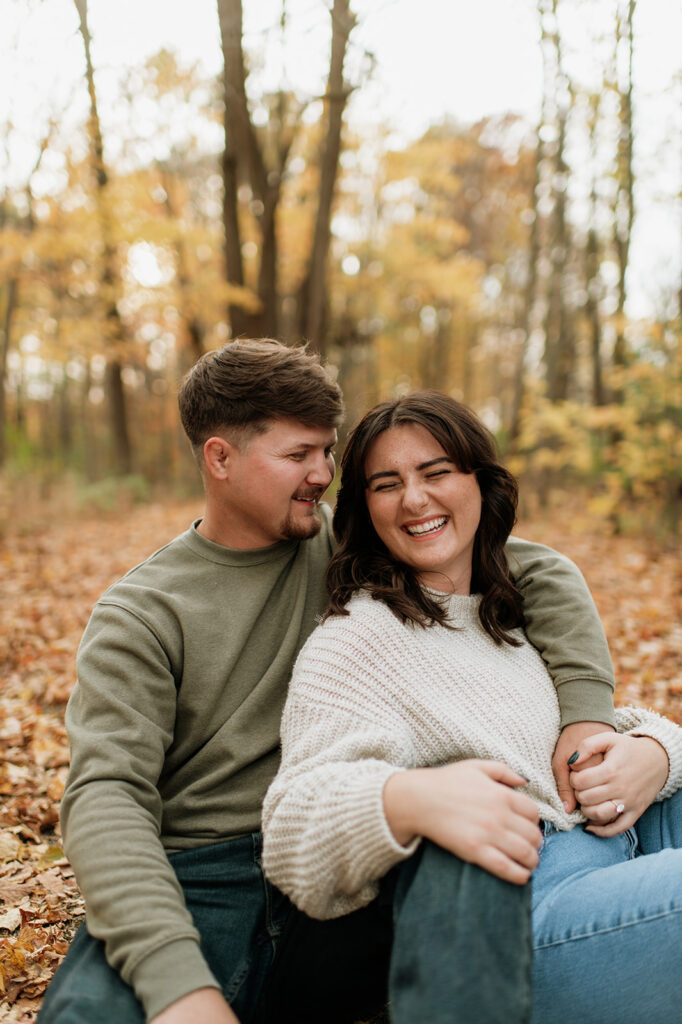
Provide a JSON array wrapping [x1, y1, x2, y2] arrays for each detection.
[[61, 506, 615, 1019]]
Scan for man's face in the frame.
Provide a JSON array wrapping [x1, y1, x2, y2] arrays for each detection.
[[220, 418, 337, 548]]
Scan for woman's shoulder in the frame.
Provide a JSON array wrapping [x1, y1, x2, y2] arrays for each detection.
[[323, 590, 402, 636], [296, 591, 406, 665]]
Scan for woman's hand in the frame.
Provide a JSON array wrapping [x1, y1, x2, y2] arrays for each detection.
[[570, 732, 669, 836], [383, 760, 542, 885]]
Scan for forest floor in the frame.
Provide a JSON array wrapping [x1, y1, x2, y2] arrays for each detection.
[[1, 498, 681, 1020]]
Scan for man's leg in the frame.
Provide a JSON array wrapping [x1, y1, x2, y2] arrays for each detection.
[[260, 892, 393, 1024], [388, 840, 532, 1024], [40, 834, 285, 1024], [38, 921, 143, 1024]]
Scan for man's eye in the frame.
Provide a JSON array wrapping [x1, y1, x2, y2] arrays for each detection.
[[426, 470, 450, 479], [289, 452, 307, 461]]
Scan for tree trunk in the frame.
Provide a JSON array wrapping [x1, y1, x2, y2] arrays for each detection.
[[538, 0, 575, 401], [217, 0, 282, 337], [509, 128, 542, 445], [612, 0, 636, 370], [298, 0, 356, 355], [0, 279, 17, 467], [585, 95, 606, 406], [74, 0, 132, 474], [159, 171, 206, 364]]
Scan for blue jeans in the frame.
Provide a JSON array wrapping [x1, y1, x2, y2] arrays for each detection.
[[39, 834, 531, 1024], [39, 834, 392, 1024], [532, 789, 682, 1024]]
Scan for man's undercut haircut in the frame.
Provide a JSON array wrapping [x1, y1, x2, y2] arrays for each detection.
[[178, 338, 344, 457]]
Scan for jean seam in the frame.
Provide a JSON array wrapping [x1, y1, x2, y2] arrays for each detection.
[[252, 833, 284, 943], [534, 904, 682, 950]]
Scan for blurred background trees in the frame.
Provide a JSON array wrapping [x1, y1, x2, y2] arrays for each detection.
[[0, 0, 679, 535]]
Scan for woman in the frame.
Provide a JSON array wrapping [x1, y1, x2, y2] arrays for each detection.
[[263, 391, 682, 1023]]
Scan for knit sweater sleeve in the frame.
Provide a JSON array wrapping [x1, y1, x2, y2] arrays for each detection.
[[262, 607, 419, 920], [61, 601, 218, 1020], [506, 536, 616, 728], [615, 705, 682, 800]]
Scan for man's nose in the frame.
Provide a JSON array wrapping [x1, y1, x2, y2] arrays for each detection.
[[306, 452, 334, 487]]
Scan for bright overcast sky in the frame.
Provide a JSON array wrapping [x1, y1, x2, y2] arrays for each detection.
[[2, 0, 680, 315]]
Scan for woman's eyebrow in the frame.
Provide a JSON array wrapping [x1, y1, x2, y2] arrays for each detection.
[[366, 457, 453, 484], [366, 469, 400, 484], [417, 457, 454, 471]]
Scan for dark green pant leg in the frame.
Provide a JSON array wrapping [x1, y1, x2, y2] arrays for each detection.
[[389, 841, 532, 1024]]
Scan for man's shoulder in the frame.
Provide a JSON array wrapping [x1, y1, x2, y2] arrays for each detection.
[[103, 527, 195, 592]]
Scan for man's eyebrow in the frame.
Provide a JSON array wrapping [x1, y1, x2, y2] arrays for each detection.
[[366, 457, 453, 484]]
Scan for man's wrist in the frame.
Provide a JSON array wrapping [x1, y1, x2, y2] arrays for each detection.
[[133, 938, 219, 1021], [556, 678, 616, 729]]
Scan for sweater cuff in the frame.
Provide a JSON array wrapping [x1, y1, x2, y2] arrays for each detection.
[[555, 677, 616, 729], [620, 714, 682, 801], [324, 764, 420, 917], [131, 937, 220, 1021]]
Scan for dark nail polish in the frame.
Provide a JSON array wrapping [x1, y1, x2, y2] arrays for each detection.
[[567, 751, 579, 765]]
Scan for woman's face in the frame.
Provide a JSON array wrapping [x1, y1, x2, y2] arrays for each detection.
[[364, 422, 482, 595]]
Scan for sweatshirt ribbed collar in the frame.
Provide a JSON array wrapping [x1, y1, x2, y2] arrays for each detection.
[[180, 519, 300, 567]]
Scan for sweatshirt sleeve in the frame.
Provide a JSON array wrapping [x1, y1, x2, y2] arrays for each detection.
[[615, 705, 682, 801], [505, 536, 616, 729], [61, 601, 219, 1021], [262, 618, 419, 921]]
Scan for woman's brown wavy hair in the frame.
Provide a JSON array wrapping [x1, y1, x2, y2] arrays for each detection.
[[326, 390, 524, 645]]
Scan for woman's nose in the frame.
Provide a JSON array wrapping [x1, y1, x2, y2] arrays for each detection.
[[402, 479, 428, 512]]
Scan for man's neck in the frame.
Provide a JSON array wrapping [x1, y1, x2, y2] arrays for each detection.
[[196, 511, 281, 551]]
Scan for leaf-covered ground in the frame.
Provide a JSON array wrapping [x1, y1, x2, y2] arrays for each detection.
[[1, 500, 680, 1020]]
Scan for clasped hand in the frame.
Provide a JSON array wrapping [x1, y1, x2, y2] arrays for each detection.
[[566, 731, 669, 836]]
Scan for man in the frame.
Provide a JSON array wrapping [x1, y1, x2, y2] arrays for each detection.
[[40, 339, 616, 1024]]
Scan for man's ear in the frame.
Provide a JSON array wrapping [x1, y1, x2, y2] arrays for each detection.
[[202, 436, 237, 480]]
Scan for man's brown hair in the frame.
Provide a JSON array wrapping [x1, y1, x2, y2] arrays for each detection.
[[178, 339, 344, 455]]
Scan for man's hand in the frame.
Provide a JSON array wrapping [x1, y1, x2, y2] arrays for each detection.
[[383, 760, 542, 886], [150, 988, 240, 1024], [551, 721, 615, 812]]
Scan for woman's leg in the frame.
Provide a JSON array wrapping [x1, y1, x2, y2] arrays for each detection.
[[389, 840, 532, 1024], [634, 785, 682, 853], [531, 814, 682, 1024]]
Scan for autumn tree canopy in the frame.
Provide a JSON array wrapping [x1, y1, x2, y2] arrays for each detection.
[[0, 0, 679, 533]]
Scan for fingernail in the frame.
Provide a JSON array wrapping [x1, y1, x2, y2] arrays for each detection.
[[567, 751, 579, 765], [562, 801, 571, 811]]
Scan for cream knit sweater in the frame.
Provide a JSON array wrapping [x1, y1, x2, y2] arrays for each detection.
[[262, 591, 682, 920]]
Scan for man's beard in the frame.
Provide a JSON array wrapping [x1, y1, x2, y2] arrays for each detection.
[[279, 501, 323, 541]]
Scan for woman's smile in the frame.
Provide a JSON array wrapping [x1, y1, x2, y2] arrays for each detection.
[[365, 423, 482, 594], [402, 515, 449, 537]]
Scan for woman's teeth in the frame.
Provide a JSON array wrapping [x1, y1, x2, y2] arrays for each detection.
[[404, 516, 447, 536]]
